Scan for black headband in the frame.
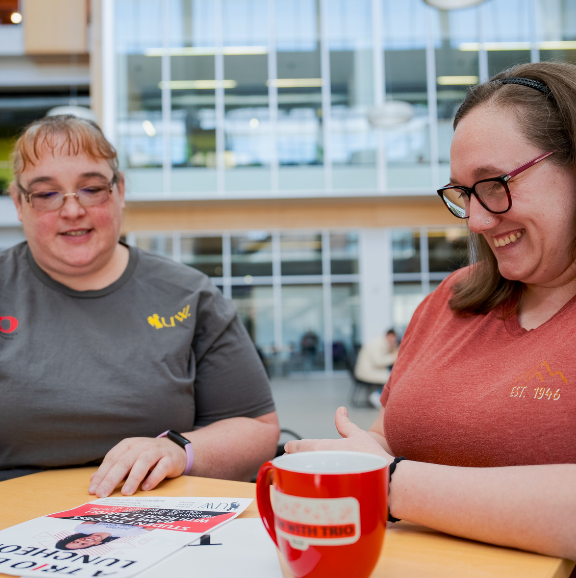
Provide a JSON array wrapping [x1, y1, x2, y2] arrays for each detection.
[[497, 77, 552, 97]]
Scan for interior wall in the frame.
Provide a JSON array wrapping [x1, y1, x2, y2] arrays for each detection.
[[122, 196, 462, 233]]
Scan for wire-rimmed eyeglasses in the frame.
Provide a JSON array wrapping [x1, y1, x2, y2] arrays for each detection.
[[18, 179, 116, 212], [437, 151, 555, 219]]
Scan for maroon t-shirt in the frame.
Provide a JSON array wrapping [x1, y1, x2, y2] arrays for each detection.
[[382, 268, 576, 467]]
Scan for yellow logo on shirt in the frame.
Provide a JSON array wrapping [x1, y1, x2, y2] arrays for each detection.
[[147, 305, 191, 329]]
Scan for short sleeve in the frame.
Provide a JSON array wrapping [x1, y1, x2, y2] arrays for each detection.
[[191, 281, 275, 427]]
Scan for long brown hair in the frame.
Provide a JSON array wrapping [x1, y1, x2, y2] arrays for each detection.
[[449, 62, 576, 315]]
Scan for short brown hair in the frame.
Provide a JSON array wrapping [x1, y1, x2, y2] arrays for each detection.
[[449, 61, 576, 316], [11, 115, 120, 186]]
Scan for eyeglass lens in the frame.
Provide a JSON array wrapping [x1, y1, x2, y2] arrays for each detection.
[[30, 186, 111, 212], [442, 180, 509, 218]]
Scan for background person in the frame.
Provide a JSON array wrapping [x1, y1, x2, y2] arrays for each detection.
[[0, 115, 280, 494], [354, 328, 399, 407], [285, 61, 576, 561]]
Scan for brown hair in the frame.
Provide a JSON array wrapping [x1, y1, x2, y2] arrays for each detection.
[[11, 115, 120, 189], [449, 61, 576, 315]]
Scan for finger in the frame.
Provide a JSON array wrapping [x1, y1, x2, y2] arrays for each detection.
[[89, 457, 117, 494], [89, 440, 134, 493], [121, 451, 162, 496], [285, 439, 328, 453], [335, 406, 364, 439], [94, 456, 138, 498], [141, 457, 173, 491], [284, 440, 301, 453]]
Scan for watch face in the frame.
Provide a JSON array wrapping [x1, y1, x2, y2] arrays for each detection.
[[167, 430, 190, 448]]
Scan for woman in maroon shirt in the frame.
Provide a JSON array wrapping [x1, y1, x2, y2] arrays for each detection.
[[286, 61, 576, 561]]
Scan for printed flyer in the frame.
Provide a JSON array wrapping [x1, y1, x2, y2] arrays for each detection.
[[0, 496, 252, 578]]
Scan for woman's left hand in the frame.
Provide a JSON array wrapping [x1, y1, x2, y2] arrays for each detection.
[[284, 407, 391, 458], [88, 437, 188, 498]]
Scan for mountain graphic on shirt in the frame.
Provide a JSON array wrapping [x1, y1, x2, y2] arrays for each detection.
[[514, 360, 567, 386]]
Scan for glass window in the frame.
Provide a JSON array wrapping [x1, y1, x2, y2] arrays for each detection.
[[232, 284, 275, 374], [134, 235, 174, 259], [483, 0, 531, 77], [168, 0, 218, 193], [536, 0, 576, 64], [276, 0, 324, 190], [223, 0, 271, 192], [331, 283, 361, 370], [393, 281, 424, 334], [231, 232, 273, 277], [181, 236, 223, 276], [280, 233, 323, 275], [282, 284, 325, 372], [330, 232, 359, 274], [428, 227, 468, 273], [328, 0, 377, 190], [392, 229, 420, 273], [383, 0, 432, 189], [433, 6, 479, 177], [116, 0, 164, 195]]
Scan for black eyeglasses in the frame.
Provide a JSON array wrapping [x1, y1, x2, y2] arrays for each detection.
[[437, 151, 555, 219]]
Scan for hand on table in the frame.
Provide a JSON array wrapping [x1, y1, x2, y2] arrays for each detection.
[[88, 437, 188, 497], [284, 406, 392, 459]]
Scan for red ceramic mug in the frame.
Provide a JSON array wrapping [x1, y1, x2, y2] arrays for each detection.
[[256, 451, 389, 578]]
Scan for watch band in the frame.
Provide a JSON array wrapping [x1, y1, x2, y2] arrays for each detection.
[[157, 430, 194, 476], [387, 456, 406, 523]]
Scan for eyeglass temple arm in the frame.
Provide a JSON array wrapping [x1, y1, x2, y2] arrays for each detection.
[[506, 151, 555, 180]]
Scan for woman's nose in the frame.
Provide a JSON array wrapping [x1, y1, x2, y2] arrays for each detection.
[[60, 193, 87, 218], [467, 194, 500, 233]]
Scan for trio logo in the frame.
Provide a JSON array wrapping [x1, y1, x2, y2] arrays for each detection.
[[148, 305, 191, 329], [0, 316, 18, 334]]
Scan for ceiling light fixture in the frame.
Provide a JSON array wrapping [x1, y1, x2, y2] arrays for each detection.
[[424, 0, 485, 9], [158, 80, 238, 90], [437, 75, 479, 85], [46, 106, 98, 123], [267, 79, 323, 88], [145, 46, 267, 57], [459, 40, 576, 51], [10, 12, 23, 24], [367, 101, 414, 128]]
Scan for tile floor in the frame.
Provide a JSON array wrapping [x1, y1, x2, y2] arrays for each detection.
[[269, 374, 381, 444]]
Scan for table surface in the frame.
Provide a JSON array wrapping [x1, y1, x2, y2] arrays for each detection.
[[0, 468, 573, 578]]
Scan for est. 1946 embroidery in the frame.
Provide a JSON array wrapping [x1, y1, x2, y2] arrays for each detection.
[[509, 361, 565, 401], [147, 305, 191, 329]]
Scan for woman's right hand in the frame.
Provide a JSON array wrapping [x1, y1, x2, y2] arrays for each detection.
[[88, 436, 189, 498], [284, 406, 392, 459]]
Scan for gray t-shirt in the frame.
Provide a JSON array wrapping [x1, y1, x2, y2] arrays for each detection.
[[0, 242, 275, 479]]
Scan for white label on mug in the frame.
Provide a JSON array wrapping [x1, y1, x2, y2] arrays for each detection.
[[272, 489, 361, 550]]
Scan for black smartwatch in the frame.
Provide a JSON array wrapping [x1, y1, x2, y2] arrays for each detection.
[[157, 430, 194, 475]]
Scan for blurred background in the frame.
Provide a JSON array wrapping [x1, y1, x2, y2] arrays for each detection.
[[1, 0, 574, 436]]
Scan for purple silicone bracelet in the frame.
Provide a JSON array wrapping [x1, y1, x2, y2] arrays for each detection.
[[157, 430, 194, 476]]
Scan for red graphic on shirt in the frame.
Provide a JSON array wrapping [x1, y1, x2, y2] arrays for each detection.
[[514, 361, 567, 386], [0, 316, 18, 333]]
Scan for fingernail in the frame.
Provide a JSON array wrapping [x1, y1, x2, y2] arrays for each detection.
[[88, 485, 96, 494], [142, 484, 149, 491], [340, 406, 348, 417], [122, 486, 133, 495]]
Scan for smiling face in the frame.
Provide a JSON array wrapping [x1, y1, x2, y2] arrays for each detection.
[[65, 532, 110, 550], [450, 104, 576, 288], [11, 137, 127, 289]]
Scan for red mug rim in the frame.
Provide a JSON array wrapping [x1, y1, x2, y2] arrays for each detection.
[[271, 451, 389, 475]]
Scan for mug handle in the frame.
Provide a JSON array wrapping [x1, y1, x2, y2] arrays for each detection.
[[256, 460, 278, 547]]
